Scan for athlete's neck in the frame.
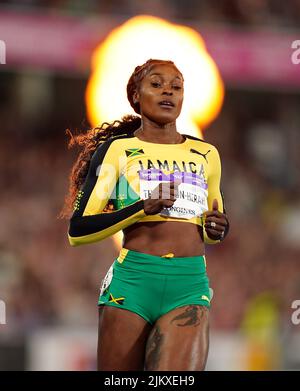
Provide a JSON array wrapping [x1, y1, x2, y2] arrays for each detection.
[[134, 118, 182, 144]]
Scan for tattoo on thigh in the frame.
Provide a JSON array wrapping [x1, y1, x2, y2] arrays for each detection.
[[170, 305, 206, 327], [145, 326, 164, 370]]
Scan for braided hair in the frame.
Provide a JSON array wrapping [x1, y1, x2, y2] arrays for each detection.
[[60, 59, 182, 218]]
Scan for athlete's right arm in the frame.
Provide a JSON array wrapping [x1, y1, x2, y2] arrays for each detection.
[[68, 139, 146, 246]]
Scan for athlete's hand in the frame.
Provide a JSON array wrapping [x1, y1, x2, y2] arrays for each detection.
[[143, 181, 180, 215], [203, 199, 229, 240]]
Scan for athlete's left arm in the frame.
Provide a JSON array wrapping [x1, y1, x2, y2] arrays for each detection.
[[202, 146, 229, 244]]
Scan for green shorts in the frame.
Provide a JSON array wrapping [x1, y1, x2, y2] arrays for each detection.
[[98, 247, 211, 325]]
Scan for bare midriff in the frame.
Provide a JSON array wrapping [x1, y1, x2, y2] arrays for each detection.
[[123, 221, 205, 257]]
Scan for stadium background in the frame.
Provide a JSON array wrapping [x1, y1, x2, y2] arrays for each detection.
[[0, 0, 300, 370]]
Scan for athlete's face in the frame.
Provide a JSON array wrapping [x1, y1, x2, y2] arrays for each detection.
[[134, 64, 184, 125]]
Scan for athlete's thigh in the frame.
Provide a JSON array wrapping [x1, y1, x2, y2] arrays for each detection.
[[97, 305, 152, 371], [144, 305, 209, 371]]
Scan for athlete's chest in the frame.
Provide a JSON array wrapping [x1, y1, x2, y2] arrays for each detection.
[[118, 144, 211, 219], [122, 146, 210, 180]]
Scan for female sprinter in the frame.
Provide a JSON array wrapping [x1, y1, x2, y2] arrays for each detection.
[[62, 59, 229, 371]]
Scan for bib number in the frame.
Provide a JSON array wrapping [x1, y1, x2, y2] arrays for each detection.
[[139, 169, 208, 220], [99, 264, 114, 297]]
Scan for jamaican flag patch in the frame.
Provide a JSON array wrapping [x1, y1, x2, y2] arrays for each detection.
[[109, 293, 125, 305], [125, 148, 144, 157]]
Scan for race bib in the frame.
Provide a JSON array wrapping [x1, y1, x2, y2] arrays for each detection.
[[138, 169, 208, 220], [99, 264, 114, 297]]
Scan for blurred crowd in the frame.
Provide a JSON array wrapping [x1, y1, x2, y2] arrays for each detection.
[[0, 70, 299, 335], [206, 90, 300, 331], [1, 0, 300, 28]]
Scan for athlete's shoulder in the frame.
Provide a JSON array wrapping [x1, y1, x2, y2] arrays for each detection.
[[183, 134, 205, 142], [94, 133, 136, 155], [183, 134, 219, 152], [99, 133, 136, 148], [110, 133, 136, 142]]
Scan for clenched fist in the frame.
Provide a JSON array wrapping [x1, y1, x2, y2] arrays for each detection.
[[143, 180, 180, 215]]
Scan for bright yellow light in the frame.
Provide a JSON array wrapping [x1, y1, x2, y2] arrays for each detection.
[[86, 15, 224, 133], [85, 15, 225, 249]]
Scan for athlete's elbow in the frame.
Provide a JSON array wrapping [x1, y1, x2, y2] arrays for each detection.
[[68, 219, 83, 247], [67, 216, 113, 246], [68, 229, 82, 247], [68, 234, 79, 247], [67, 224, 107, 246], [67, 226, 83, 246]]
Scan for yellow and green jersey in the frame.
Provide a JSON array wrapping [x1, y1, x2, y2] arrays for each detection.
[[68, 133, 226, 246]]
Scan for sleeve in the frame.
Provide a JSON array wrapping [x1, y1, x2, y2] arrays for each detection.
[[203, 145, 229, 244], [68, 138, 146, 246]]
